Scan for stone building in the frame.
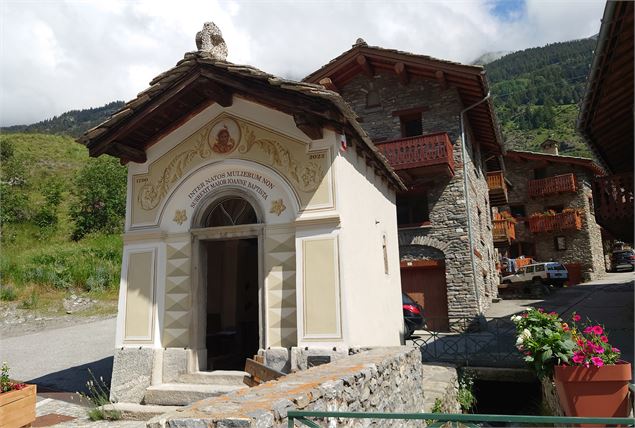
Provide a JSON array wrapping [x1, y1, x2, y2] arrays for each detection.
[[78, 26, 406, 404], [492, 143, 606, 283], [305, 41, 505, 326]]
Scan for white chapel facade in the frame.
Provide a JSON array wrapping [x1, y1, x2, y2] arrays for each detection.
[[79, 25, 405, 403]]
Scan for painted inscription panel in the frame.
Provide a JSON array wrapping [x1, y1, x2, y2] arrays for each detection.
[[131, 114, 333, 227]]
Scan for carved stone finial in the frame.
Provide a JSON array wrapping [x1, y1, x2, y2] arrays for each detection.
[[354, 38, 367, 47], [195, 22, 228, 60]]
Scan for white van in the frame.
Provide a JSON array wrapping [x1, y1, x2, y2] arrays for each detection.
[[501, 262, 568, 288]]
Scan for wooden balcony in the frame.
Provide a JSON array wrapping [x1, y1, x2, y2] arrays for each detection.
[[375, 132, 454, 180], [592, 173, 634, 241], [492, 214, 516, 246], [487, 171, 508, 206], [528, 173, 577, 198], [528, 211, 582, 233]]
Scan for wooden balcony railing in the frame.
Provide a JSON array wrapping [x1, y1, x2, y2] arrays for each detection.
[[528, 173, 577, 197], [528, 211, 582, 233], [493, 216, 516, 243], [487, 171, 508, 206], [375, 132, 454, 174], [487, 171, 505, 191], [592, 173, 634, 241]]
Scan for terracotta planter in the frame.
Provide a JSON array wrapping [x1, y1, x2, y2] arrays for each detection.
[[553, 363, 632, 419], [0, 384, 36, 428]]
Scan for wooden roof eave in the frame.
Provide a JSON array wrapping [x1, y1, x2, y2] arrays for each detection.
[[79, 54, 405, 191]]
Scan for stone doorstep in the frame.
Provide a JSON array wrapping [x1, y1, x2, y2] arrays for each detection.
[[101, 403, 183, 421], [177, 370, 248, 386], [144, 383, 247, 406]]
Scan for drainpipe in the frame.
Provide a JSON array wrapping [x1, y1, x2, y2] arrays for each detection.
[[460, 92, 491, 316]]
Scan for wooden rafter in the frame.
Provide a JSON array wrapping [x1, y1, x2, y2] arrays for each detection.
[[394, 62, 409, 85], [356, 54, 374, 77], [293, 113, 324, 140], [318, 77, 338, 92], [435, 70, 447, 89]]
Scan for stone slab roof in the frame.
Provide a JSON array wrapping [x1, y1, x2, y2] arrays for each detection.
[[78, 51, 406, 191]]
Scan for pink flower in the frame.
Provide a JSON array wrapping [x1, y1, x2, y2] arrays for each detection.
[[600, 335, 608, 343], [591, 357, 604, 367], [549, 311, 557, 316], [593, 345, 605, 354], [538, 308, 544, 313], [583, 326, 593, 334], [592, 325, 603, 335], [572, 313, 581, 322], [612, 347, 620, 353], [572, 353, 585, 364]]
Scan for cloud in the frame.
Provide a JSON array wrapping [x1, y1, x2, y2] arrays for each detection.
[[0, 0, 605, 126]]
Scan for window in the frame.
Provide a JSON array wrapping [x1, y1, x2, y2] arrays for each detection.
[[546, 205, 564, 213], [555, 236, 566, 251], [382, 234, 389, 274], [525, 266, 535, 274], [588, 196, 595, 215], [534, 168, 547, 179], [366, 89, 380, 108], [535, 264, 545, 272], [397, 193, 429, 226], [510, 205, 526, 218], [203, 197, 258, 227], [400, 113, 422, 137]]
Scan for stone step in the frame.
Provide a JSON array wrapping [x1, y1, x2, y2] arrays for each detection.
[[100, 402, 182, 421], [177, 370, 248, 386], [144, 383, 247, 406]]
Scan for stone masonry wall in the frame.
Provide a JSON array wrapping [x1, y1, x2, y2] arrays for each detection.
[[340, 71, 497, 317], [502, 158, 605, 280], [147, 347, 459, 427]]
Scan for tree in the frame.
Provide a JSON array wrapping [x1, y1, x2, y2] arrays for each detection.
[[69, 156, 126, 240]]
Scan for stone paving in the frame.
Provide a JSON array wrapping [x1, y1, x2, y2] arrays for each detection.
[[35, 395, 145, 427]]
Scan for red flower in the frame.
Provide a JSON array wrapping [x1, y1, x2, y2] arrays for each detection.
[[572, 314, 581, 322], [600, 335, 609, 343], [592, 325, 603, 335]]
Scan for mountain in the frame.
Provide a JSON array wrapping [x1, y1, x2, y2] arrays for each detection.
[[471, 51, 511, 65], [1, 101, 125, 138], [484, 38, 597, 157], [3, 37, 598, 158]]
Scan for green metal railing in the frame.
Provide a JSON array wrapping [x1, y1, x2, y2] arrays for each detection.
[[288, 410, 635, 427]]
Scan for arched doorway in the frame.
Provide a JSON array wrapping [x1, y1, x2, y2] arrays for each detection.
[[192, 191, 263, 371], [400, 245, 449, 332]]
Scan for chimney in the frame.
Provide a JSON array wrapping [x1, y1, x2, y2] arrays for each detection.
[[540, 139, 559, 155]]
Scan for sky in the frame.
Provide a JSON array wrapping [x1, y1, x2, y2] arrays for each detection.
[[0, 0, 606, 127]]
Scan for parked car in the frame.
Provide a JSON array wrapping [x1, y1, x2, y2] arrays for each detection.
[[501, 262, 569, 289], [402, 292, 424, 339], [611, 250, 635, 272]]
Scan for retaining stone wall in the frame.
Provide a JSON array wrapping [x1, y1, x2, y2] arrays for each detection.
[[147, 347, 459, 427]]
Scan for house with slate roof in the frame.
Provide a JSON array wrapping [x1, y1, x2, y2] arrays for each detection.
[[304, 40, 505, 329]]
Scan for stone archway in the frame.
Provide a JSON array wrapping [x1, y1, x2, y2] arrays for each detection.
[[399, 244, 449, 332]]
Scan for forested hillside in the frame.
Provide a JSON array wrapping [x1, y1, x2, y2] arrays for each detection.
[[484, 38, 596, 157], [1, 101, 124, 137], [0, 133, 126, 313]]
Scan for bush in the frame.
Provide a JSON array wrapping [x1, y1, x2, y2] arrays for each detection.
[[0, 286, 17, 301], [70, 156, 126, 241]]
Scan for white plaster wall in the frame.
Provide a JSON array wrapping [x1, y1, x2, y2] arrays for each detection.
[[333, 142, 403, 346]]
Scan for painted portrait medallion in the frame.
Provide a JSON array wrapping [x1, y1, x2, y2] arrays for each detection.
[[209, 118, 240, 154]]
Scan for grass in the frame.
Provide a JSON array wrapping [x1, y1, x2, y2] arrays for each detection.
[[1, 228, 122, 308], [0, 133, 122, 313]]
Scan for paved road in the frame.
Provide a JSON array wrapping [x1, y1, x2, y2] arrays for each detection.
[[0, 317, 116, 393], [488, 271, 634, 373], [408, 272, 634, 372]]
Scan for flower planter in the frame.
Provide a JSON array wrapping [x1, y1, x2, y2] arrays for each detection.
[[553, 363, 632, 419], [0, 384, 36, 428]]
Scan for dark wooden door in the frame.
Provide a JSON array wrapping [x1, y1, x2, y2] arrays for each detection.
[[401, 261, 449, 331]]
